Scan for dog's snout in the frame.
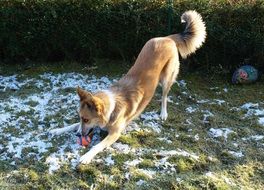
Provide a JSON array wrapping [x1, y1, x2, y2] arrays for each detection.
[[76, 132, 81, 137], [81, 117, 89, 123]]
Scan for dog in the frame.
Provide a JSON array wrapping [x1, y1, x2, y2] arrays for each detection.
[[50, 10, 206, 165]]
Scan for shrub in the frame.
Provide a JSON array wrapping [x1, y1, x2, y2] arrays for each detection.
[[0, 0, 263, 72]]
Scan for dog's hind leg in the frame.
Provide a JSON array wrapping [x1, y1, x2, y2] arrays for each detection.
[[159, 57, 179, 120], [49, 122, 80, 136]]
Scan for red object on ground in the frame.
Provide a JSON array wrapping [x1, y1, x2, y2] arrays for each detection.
[[77, 135, 92, 147]]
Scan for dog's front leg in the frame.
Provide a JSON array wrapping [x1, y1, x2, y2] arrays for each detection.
[[49, 122, 80, 136], [79, 131, 121, 165]]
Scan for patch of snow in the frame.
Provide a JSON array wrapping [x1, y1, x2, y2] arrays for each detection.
[[155, 156, 176, 171], [176, 80, 187, 88], [176, 177, 182, 182], [125, 158, 142, 167], [137, 169, 156, 179], [258, 117, 264, 126], [209, 128, 234, 140], [157, 137, 172, 144], [184, 119, 193, 125], [105, 156, 115, 166], [197, 99, 210, 104], [240, 102, 264, 126], [0, 112, 11, 124], [243, 135, 264, 141], [228, 151, 244, 158], [205, 171, 215, 178], [140, 111, 161, 133], [223, 88, 228, 92], [233, 143, 238, 147], [125, 172, 130, 180], [211, 99, 226, 105], [222, 176, 235, 186], [202, 110, 214, 123], [136, 179, 146, 186], [157, 149, 199, 160], [45, 154, 61, 174], [241, 103, 259, 110], [141, 111, 160, 121], [167, 96, 174, 103], [185, 106, 197, 113], [112, 142, 133, 154], [0, 75, 21, 91], [194, 134, 199, 141]]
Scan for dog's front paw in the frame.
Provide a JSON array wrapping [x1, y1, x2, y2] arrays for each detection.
[[160, 110, 168, 121], [79, 153, 93, 165]]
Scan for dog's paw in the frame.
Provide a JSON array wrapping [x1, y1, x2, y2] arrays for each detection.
[[160, 110, 168, 121], [79, 153, 93, 165]]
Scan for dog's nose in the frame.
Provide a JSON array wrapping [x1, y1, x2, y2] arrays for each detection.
[[76, 132, 81, 137], [81, 117, 89, 123]]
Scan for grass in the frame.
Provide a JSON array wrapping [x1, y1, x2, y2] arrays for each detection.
[[0, 60, 264, 189]]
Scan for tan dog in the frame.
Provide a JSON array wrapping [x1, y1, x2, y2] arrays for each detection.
[[50, 10, 206, 165]]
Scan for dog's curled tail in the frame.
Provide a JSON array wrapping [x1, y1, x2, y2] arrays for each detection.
[[169, 10, 206, 59]]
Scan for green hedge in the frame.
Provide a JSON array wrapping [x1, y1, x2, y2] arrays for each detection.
[[0, 0, 263, 72]]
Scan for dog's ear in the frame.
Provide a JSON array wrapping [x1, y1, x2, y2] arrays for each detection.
[[92, 96, 104, 115], [92, 96, 107, 122], [77, 86, 92, 101]]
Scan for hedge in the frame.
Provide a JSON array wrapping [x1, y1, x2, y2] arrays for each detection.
[[0, 0, 263, 72]]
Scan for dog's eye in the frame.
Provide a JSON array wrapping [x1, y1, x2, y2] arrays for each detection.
[[86, 103, 92, 110]]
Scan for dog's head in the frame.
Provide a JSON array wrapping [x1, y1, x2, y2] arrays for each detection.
[[76, 87, 106, 136]]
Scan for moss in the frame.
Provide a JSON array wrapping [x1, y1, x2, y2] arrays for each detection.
[[118, 135, 140, 148], [112, 153, 135, 167], [130, 131, 159, 148], [176, 158, 194, 173], [129, 169, 150, 181], [77, 180, 90, 189], [25, 100, 39, 107], [138, 159, 155, 169], [28, 170, 39, 181]]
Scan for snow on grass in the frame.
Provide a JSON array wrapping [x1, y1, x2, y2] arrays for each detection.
[[157, 149, 199, 160], [111, 142, 135, 154], [228, 151, 244, 158], [0, 112, 11, 124], [239, 102, 264, 126], [209, 128, 235, 140], [0, 75, 21, 91], [136, 179, 146, 186], [104, 155, 115, 166], [1, 72, 262, 180], [125, 158, 142, 167], [140, 111, 161, 133], [176, 80, 187, 88], [202, 110, 214, 123], [205, 171, 236, 186], [185, 106, 197, 113], [157, 137, 172, 144], [197, 99, 210, 104], [0, 73, 113, 172], [258, 117, 264, 126], [45, 154, 61, 174], [0, 71, 166, 173], [241, 102, 264, 118], [242, 135, 264, 141], [137, 169, 156, 179]]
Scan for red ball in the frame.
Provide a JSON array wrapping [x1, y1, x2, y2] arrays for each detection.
[[77, 135, 92, 147]]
